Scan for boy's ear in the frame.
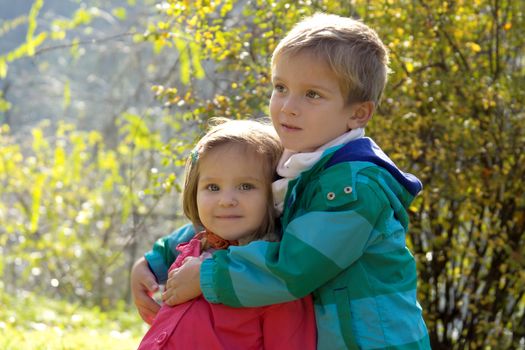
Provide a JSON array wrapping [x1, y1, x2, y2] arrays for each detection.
[[347, 101, 375, 129]]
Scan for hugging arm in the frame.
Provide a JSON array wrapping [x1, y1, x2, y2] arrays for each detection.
[[200, 168, 386, 307], [130, 223, 195, 321]]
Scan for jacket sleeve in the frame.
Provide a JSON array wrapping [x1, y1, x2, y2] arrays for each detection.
[[145, 222, 196, 284], [201, 163, 387, 306]]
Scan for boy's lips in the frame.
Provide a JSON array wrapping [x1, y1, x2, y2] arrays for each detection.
[[281, 123, 302, 131]]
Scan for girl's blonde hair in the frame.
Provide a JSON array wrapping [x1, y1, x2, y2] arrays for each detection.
[[271, 13, 390, 106], [182, 118, 283, 240]]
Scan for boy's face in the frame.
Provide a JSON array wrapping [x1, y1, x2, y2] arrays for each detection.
[[270, 51, 357, 152]]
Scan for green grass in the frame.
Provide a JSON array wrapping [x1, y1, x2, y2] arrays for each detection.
[[0, 289, 148, 349]]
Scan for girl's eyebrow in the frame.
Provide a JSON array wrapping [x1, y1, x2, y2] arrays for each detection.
[[199, 176, 264, 183]]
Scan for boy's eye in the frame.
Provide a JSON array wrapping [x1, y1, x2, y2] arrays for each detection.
[[306, 90, 321, 99], [239, 183, 254, 191], [206, 184, 220, 192]]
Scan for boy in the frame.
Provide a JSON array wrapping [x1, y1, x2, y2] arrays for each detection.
[[132, 13, 431, 349]]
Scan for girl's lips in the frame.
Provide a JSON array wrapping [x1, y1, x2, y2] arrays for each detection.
[[215, 215, 242, 219]]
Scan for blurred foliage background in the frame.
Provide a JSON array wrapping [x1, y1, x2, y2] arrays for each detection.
[[0, 0, 523, 349]]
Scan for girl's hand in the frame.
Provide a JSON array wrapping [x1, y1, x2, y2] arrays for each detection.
[[162, 257, 203, 306]]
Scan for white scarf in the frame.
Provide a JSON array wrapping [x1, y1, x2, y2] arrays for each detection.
[[272, 128, 365, 214]]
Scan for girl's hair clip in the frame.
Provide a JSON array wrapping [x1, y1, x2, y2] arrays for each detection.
[[190, 147, 199, 165]]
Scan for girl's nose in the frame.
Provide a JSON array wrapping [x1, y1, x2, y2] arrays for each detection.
[[219, 192, 238, 207]]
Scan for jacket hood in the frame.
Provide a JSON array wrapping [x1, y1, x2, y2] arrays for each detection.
[[325, 137, 422, 209]]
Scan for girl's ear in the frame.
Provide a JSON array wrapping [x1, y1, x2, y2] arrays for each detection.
[[347, 101, 375, 129]]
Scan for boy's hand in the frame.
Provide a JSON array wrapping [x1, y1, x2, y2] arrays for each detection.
[[162, 257, 202, 306], [130, 257, 160, 324]]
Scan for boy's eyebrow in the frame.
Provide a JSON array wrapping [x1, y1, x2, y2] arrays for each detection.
[[272, 74, 336, 91]]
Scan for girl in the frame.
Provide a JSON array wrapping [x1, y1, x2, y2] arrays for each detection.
[[137, 118, 316, 350]]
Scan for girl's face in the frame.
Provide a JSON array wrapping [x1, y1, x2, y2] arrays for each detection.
[[196, 143, 269, 244]]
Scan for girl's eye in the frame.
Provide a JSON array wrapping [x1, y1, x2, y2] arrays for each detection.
[[273, 84, 286, 93], [206, 184, 220, 192], [306, 90, 321, 99], [239, 183, 254, 191]]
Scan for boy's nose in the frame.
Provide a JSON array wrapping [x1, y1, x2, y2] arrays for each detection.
[[281, 96, 299, 117]]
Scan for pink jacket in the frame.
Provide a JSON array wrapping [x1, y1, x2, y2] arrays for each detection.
[[137, 237, 316, 350]]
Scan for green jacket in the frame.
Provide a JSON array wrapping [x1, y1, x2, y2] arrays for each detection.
[[147, 138, 431, 349]]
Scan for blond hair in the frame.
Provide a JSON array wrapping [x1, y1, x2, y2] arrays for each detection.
[[271, 13, 390, 106], [182, 118, 283, 241]]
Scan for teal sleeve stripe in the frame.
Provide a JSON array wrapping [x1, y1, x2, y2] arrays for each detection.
[[314, 303, 352, 350], [359, 167, 412, 230], [360, 249, 417, 295], [315, 300, 429, 350], [200, 258, 220, 303], [286, 210, 373, 268], [207, 209, 376, 303], [204, 238, 330, 307], [315, 292, 428, 350], [202, 241, 290, 307], [266, 234, 342, 298], [145, 223, 195, 284], [389, 334, 431, 350], [223, 241, 297, 306], [351, 291, 428, 349], [366, 229, 406, 254], [332, 250, 417, 300], [144, 250, 169, 284], [165, 223, 196, 254]]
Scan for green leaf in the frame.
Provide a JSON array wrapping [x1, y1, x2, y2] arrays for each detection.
[[0, 95, 11, 112], [189, 41, 205, 79], [30, 173, 46, 233], [174, 36, 190, 85]]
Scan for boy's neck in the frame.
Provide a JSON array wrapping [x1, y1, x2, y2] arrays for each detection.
[[289, 128, 366, 155]]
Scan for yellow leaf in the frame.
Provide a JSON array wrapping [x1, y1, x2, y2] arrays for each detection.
[[468, 42, 481, 52], [406, 61, 414, 73], [63, 80, 71, 109], [0, 58, 7, 78], [73, 8, 92, 26], [27, 0, 44, 41], [112, 7, 127, 20], [25, 32, 47, 56], [51, 30, 66, 40]]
